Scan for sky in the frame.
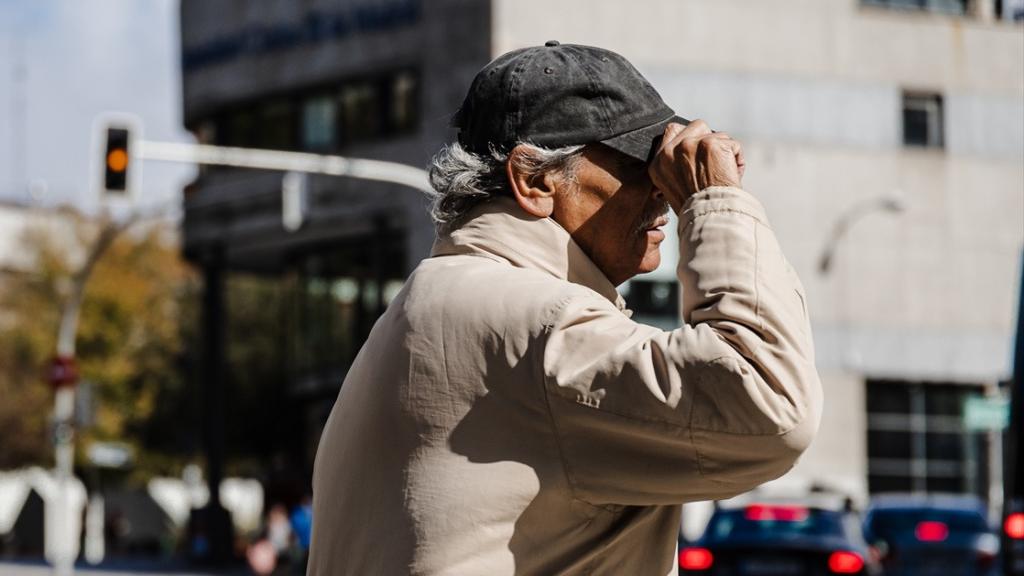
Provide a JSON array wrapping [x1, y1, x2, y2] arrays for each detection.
[[0, 0, 195, 213]]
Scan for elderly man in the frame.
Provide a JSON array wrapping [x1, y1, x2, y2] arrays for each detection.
[[308, 42, 822, 575]]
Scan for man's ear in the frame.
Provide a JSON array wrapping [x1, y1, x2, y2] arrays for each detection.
[[507, 145, 558, 218]]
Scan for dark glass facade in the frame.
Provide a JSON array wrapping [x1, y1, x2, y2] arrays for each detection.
[[178, 1, 493, 547], [866, 380, 990, 496]]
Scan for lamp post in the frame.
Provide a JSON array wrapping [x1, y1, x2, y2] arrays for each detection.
[[818, 194, 905, 276], [816, 192, 905, 373], [815, 193, 905, 499]]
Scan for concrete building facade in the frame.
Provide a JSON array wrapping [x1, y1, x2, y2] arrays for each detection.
[[496, 0, 1024, 506]]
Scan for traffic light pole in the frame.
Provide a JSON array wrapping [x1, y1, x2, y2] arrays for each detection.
[[136, 140, 433, 193]]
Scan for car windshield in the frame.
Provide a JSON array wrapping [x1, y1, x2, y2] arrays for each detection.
[[866, 508, 989, 539], [704, 506, 846, 541]]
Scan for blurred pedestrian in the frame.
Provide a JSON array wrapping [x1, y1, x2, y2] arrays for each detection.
[[309, 42, 822, 575], [265, 504, 292, 556], [289, 495, 312, 573], [248, 502, 306, 576], [246, 538, 277, 576]]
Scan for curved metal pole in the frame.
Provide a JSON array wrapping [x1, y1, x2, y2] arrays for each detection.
[[818, 195, 904, 276]]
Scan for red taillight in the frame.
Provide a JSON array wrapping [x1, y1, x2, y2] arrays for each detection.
[[915, 520, 949, 542], [828, 551, 865, 573], [679, 547, 714, 570], [1006, 512, 1024, 540], [745, 504, 810, 522]]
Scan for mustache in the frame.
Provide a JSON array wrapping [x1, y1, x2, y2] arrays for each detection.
[[635, 202, 670, 234]]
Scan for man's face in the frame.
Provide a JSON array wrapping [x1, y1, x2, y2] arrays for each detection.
[[552, 144, 670, 286]]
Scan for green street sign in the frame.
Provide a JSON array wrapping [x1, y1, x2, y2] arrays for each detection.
[[963, 396, 1010, 431]]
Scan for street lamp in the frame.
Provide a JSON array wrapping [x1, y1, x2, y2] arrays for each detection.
[[818, 194, 905, 276]]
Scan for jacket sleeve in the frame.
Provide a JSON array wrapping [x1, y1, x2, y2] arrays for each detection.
[[541, 186, 822, 506]]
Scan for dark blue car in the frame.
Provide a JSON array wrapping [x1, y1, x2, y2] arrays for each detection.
[[679, 501, 877, 575], [862, 494, 1000, 576]]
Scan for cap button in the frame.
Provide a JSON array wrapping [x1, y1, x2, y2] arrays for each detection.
[[544, 40, 560, 47]]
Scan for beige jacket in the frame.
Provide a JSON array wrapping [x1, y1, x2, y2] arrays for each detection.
[[309, 187, 822, 576]]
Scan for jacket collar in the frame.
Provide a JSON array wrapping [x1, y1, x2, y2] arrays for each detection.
[[430, 196, 628, 312]]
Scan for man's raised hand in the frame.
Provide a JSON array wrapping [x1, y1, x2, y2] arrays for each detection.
[[649, 119, 746, 213]]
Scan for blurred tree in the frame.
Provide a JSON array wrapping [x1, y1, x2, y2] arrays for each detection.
[[0, 222, 63, 468], [76, 222, 201, 481], [0, 212, 199, 477], [0, 208, 304, 492]]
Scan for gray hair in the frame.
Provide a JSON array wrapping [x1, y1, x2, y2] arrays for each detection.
[[426, 141, 584, 232]]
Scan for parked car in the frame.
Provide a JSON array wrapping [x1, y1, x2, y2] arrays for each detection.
[[678, 498, 877, 575], [862, 494, 1000, 576], [999, 494, 1024, 573], [1004, 496, 1024, 575]]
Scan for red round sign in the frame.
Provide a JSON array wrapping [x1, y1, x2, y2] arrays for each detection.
[[47, 356, 79, 389]]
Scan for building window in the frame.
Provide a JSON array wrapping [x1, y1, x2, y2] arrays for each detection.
[[862, 0, 967, 15], [202, 70, 420, 154], [339, 81, 382, 143], [284, 233, 407, 394], [226, 108, 258, 148], [902, 92, 944, 149], [866, 380, 988, 495], [389, 71, 419, 134], [302, 94, 337, 151], [259, 100, 295, 150]]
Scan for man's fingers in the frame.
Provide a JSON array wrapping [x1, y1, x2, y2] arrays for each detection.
[[716, 135, 744, 176], [680, 119, 711, 140], [701, 132, 735, 144], [650, 118, 745, 208], [699, 132, 744, 171], [660, 119, 712, 158], [663, 122, 686, 142], [658, 122, 689, 158], [733, 141, 746, 178], [688, 132, 744, 189]]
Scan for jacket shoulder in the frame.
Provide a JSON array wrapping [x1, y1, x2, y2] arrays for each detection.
[[408, 254, 616, 329]]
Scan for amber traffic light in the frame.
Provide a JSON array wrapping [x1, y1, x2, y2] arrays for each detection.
[[103, 127, 130, 194]]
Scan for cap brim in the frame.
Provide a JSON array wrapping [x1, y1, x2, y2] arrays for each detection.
[[600, 115, 690, 163]]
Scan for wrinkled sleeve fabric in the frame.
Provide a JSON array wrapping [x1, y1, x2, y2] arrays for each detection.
[[541, 186, 822, 506]]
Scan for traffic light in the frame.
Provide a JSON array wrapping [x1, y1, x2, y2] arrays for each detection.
[[93, 114, 141, 200], [103, 126, 131, 195]]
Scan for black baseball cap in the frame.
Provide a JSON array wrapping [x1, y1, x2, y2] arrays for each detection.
[[454, 41, 689, 163]]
